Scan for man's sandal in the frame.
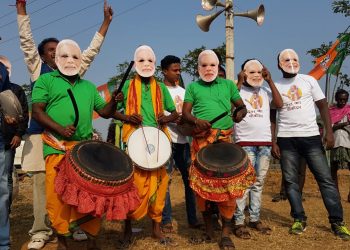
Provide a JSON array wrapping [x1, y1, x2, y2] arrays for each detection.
[[189, 233, 216, 244], [234, 225, 251, 239], [248, 221, 272, 235], [219, 236, 235, 250]]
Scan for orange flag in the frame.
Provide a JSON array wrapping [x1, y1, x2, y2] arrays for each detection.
[[308, 34, 350, 80]]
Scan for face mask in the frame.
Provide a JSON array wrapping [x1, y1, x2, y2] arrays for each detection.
[[55, 41, 82, 76], [134, 46, 156, 78], [244, 60, 264, 87], [198, 53, 218, 82], [279, 49, 300, 74]]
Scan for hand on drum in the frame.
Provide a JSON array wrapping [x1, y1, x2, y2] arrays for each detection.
[[232, 108, 247, 123], [4, 115, 18, 125], [59, 125, 76, 138], [126, 114, 142, 125], [195, 118, 211, 130], [157, 113, 171, 125]]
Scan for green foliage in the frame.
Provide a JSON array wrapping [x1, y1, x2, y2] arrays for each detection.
[[332, 0, 350, 16]]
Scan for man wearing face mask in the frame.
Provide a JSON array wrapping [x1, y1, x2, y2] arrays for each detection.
[[113, 45, 178, 247], [0, 58, 29, 250], [233, 59, 282, 239], [16, 0, 114, 248], [182, 50, 255, 250], [31, 39, 119, 249], [271, 49, 350, 239]]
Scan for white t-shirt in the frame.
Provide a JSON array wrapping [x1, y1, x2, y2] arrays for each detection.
[[165, 85, 188, 144], [235, 85, 272, 143], [274, 74, 325, 137], [333, 116, 350, 148]]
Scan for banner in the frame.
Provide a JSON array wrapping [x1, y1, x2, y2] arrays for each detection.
[[308, 34, 350, 80], [93, 82, 112, 119]]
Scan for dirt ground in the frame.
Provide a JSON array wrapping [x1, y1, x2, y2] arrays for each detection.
[[10, 167, 350, 250]]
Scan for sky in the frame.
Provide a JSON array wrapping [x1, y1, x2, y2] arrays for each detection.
[[0, 0, 349, 138]]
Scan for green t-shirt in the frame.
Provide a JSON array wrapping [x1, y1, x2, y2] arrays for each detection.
[[32, 70, 106, 157], [118, 79, 176, 126], [184, 77, 241, 129]]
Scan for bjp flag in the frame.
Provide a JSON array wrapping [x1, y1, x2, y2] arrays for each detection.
[[93, 83, 111, 119], [309, 34, 350, 80]]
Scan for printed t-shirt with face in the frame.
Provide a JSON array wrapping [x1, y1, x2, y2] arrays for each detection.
[[274, 74, 325, 137], [164, 85, 188, 144], [235, 85, 272, 143]]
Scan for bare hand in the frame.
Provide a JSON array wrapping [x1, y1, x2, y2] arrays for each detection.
[[10, 135, 21, 149], [271, 142, 281, 159], [195, 118, 211, 131], [103, 0, 113, 23], [126, 114, 142, 125], [59, 125, 76, 138], [112, 92, 123, 103], [4, 115, 17, 125], [157, 113, 169, 125], [233, 108, 247, 123], [323, 132, 335, 150], [262, 67, 272, 83]]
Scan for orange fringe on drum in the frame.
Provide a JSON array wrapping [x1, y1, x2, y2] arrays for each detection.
[[189, 161, 255, 202], [54, 152, 140, 221]]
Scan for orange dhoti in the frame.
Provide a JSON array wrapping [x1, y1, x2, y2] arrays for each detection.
[[45, 153, 101, 236], [128, 167, 169, 223], [189, 128, 255, 219]]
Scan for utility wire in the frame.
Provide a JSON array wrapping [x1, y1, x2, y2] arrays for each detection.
[[8, 0, 154, 63], [0, 0, 41, 20], [0, 0, 64, 29], [0, 0, 102, 45], [69, 0, 153, 38]]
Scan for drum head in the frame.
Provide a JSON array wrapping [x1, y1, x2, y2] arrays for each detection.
[[196, 142, 248, 178], [127, 127, 171, 170], [0, 90, 23, 122], [71, 140, 133, 181]]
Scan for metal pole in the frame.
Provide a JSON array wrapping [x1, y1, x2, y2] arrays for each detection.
[[225, 0, 234, 81]]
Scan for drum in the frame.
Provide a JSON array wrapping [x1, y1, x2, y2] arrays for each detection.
[[195, 142, 248, 178], [127, 126, 171, 171], [189, 142, 256, 202], [0, 89, 23, 123], [54, 140, 140, 221]]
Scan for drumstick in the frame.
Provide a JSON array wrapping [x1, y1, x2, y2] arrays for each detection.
[[67, 89, 79, 127], [116, 60, 135, 94], [210, 111, 229, 124]]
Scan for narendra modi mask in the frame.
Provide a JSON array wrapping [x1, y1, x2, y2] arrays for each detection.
[[134, 45, 156, 77], [198, 50, 219, 82], [55, 39, 82, 76], [278, 49, 300, 74], [243, 59, 264, 87]]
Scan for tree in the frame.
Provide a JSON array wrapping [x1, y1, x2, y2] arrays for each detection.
[[306, 0, 350, 102]]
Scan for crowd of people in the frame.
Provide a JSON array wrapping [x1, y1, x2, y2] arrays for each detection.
[[1, 1, 350, 250]]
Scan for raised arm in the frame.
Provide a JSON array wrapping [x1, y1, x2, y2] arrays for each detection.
[[262, 67, 283, 108], [80, 0, 113, 76], [16, 0, 42, 82]]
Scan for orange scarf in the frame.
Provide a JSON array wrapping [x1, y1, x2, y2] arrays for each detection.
[[122, 75, 169, 142]]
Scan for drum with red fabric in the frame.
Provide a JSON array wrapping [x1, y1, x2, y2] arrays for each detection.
[[189, 142, 256, 202], [54, 140, 140, 221]]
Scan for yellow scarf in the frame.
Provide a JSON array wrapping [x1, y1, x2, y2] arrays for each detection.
[[122, 75, 169, 142]]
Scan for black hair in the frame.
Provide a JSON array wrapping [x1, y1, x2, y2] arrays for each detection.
[[38, 37, 59, 56], [241, 58, 262, 70], [335, 89, 349, 99], [160, 55, 181, 70]]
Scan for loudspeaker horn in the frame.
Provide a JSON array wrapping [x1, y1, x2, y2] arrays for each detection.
[[234, 4, 265, 26], [201, 0, 226, 11], [196, 5, 231, 32]]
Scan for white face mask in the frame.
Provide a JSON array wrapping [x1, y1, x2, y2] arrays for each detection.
[[279, 49, 300, 74], [244, 60, 264, 87], [134, 46, 156, 78], [55, 42, 82, 76], [198, 54, 218, 82]]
